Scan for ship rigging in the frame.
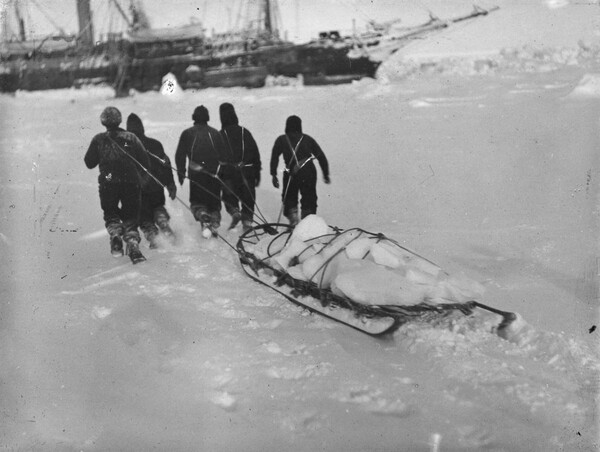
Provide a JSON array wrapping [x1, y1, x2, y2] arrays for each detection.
[[0, 1, 498, 93]]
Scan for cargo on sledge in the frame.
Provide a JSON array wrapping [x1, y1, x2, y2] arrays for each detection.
[[236, 217, 516, 338]]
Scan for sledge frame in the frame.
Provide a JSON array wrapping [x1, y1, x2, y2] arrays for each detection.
[[236, 223, 486, 337]]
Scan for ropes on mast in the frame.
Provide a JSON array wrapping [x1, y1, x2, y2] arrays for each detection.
[[30, 0, 67, 36]]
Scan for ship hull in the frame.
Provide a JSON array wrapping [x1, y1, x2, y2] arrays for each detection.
[[0, 39, 380, 93], [126, 42, 379, 92], [0, 56, 116, 92]]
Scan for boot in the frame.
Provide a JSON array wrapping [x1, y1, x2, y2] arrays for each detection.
[[242, 219, 253, 233], [110, 235, 124, 257], [301, 209, 315, 219], [210, 220, 220, 238], [228, 209, 242, 230], [146, 230, 159, 250], [157, 219, 176, 244], [286, 209, 299, 227], [126, 240, 146, 264], [198, 213, 215, 239], [210, 212, 221, 238], [201, 225, 218, 239]]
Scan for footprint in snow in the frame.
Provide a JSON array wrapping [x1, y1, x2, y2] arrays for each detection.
[[278, 411, 328, 433], [335, 386, 415, 417], [92, 306, 112, 319], [266, 362, 332, 380], [212, 372, 235, 389], [210, 391, 237, 411], [263, 341, 282, 354]]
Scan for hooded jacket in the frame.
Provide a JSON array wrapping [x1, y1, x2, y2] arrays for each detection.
[[270, 116, 329, 179], [174, 114, 228, 182], [219, 103, 261, 180], [126, 114, 175, 193]]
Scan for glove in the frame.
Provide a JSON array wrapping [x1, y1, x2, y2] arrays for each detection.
[[167, 183, 177, 200], [177, 172, 185, 186], [324, 175, 331, 184], [255, 171, 261, 188], [272, 175, 279, 189]]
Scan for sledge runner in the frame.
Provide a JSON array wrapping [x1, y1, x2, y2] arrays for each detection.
[[126, 113, 177, 248], [175, 105, 228, 238], [270, 115, 330, 226], [219, 103, 262, 233], [84, 106, 149, 264]]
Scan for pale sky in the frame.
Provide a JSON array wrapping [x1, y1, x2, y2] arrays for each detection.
[[140, 0, 489, 41], [2, 0, 598, 47], [2, 0, 503, 43]]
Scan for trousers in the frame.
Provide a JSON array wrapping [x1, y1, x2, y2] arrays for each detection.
[[99, 181, 141, 243]]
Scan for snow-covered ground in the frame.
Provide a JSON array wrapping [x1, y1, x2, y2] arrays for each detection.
[[1, 66, 599, 451], [377, 0, 600, 81], [2, 1, 599, 451]]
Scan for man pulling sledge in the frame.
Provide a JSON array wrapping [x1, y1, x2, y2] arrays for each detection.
[[219, 102, 262, 233], [84, 106, 150, 263], [270, 115, 330, 226], [126, 113, 177, 248], [175, 105, 228, 238]]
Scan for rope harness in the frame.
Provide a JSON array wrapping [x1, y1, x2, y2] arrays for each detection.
[[107, 130, 267, 251], [223, 127, 270, 224], [276, 135, 311, 223]]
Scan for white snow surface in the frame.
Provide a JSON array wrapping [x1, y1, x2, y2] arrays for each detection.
[[1, 67, 599, 450], [377, 1, 600, 82]]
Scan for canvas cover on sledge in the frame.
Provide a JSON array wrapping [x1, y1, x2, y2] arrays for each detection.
[[235, 217, 511, 337]]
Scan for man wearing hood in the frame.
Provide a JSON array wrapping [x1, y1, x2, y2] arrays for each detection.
[[175, 105, 228, 237], [84, 106, 149, 263], [270, 115, 330, 226], [219, 102, 262, 232], [126, 113, 177, 248]]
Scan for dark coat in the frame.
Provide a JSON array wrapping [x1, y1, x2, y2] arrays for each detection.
[[270, 132, 329, 179], [221, 124, 261, 180], [84, 128, 149, 186], [175, 123, 228, 181], [126, 115, 175, 193]]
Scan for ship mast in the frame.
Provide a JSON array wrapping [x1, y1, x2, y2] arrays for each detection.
[[129, 0, 151, 30], [14, 0, 27, 41], [263, 0, 272, 36], [233, 0, 281, 40], [76, 0, 94, 47], [261, 0, 281, 39], [109, 0, 133, 28]]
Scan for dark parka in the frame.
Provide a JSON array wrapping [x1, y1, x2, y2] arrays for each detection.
[[125, 113, 176, 245], [175, 122, 227, 182], [84, 123, 149, 242], [84, 128, 149, 186], [270, 127, 329, 181], [174, 106, 228, 222], [219, 103, 262, 223], [270, 115, 330, 219], [126, 113, 175, 193], [220, 105, 261, 183]]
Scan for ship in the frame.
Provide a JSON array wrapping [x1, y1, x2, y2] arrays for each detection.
[[120, 0, 380, 92], [0, 0, 385, 93], [1, 1, 498, 94], [121, 0, 297, 92], [0, 0, 127, 92], [346, 5, 500, 63]]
